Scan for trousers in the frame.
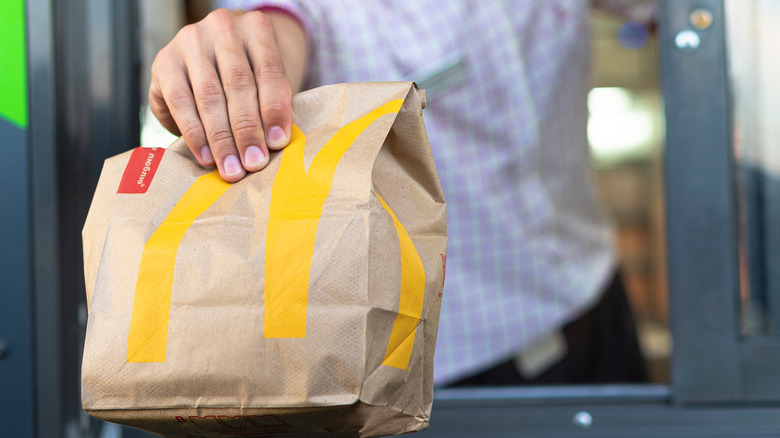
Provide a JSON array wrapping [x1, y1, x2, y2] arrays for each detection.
[[449, 271, 648, 386]]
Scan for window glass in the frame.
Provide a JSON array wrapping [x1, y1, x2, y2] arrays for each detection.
[[726, 0, 780, 336]]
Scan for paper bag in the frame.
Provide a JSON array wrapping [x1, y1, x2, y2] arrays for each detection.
[[81, 82, 447, 437]]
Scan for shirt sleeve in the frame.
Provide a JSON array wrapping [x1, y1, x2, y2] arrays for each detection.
[[216, 0, 312, 42]]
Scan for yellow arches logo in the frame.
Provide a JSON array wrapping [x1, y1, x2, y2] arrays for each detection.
[[126, 170, 230, 363], [126, 99, 424, 370]]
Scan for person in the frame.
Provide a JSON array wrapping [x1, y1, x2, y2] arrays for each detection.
[[149, 0, 652, 387]]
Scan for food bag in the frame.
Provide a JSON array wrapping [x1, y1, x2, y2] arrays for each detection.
[[81, 82, 447, 437]]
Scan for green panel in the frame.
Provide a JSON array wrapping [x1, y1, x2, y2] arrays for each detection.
[[0, 0, 27, 128]]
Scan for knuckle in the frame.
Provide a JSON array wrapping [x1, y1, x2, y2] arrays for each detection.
[[256, 58, 286, 79], [149, 101, 165, 120], [206, 128, 235, 147], [179, 121, 204, 139], [152, 46, 179, 77], [231, 114, 260, 137], [148, 81, 161, 99], [224, 68, 256, 92], [207, 8, 233, 25], [195, 81, 226, 106], [206, 8, 238, 35], [175, 24, 199, 44], [166, 89, 194, 109], [150, 47, 167, 71], [260, 100, 289, 115], [244, 10, 272, 31]]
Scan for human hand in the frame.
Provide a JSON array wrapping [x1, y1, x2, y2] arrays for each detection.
[[149, 8, 306, 182]]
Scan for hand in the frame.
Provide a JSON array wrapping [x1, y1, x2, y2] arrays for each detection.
[[149, 8, 306, 182]]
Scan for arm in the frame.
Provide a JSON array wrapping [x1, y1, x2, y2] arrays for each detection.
[[149, 8, 308, 182]]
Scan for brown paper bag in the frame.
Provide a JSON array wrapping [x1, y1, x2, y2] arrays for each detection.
[[81, 82, 447, 437]]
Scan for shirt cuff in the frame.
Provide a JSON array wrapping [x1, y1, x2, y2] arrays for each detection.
[[254, 5, 311, 41]]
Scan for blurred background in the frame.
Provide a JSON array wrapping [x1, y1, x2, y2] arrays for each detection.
[[590, 8, 668, 384], [140, 1, 672, 385], [7, 0, 780, 436]]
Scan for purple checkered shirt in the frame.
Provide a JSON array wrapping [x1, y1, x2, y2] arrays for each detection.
[[219, 0, 652, 385]]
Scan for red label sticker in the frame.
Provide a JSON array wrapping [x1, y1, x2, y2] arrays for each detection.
[[117, 147, 165, 194]]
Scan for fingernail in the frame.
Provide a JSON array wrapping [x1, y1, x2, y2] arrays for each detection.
[[244, 146, 267, 167], [266, 126, 287, 148], [200, 146, 214, 164], [224, 154, 243, 176]]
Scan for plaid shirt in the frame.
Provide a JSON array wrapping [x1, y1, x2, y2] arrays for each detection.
[[219, 0, 648, 385]]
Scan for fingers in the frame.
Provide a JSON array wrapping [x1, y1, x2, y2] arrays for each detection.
[[148, 78, 180, 137], [180, 27, 247, 182], [150, 47, 213, 167], [149, 8, 295, 183], [243, 11, 293, 151], [212, 13, 269, 174]]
